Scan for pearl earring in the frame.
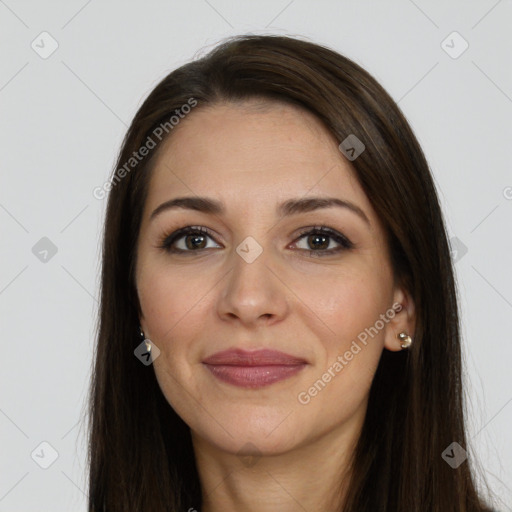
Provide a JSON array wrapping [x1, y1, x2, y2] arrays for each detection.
[[397, 332, 412, 349], [139, 326, 152, 352]]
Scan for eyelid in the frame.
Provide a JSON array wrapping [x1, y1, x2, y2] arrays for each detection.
[[156, 224, 354, 255], [294, 225, 353, 247], [156, 225, 220, 251], [291, 225, 354, 257]]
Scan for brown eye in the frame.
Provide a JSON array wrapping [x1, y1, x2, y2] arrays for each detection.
[[184, 232, 207, 250], [305, 233, 330, 250], [293, 226, 354, 257], [158, 226, 221, 253]]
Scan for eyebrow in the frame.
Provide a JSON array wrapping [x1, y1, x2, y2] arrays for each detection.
[[149, 196, 371, 226]]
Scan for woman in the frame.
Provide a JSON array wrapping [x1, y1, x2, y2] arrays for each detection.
[[87, 34, 498, 511]]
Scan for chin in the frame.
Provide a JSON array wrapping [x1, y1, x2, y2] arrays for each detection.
[[191, 411, 308, 457]]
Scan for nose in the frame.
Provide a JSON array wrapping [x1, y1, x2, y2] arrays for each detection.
[[216, 243, 289, 328]]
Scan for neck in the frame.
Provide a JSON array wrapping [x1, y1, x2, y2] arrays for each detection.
[[191, 414, 362, 512]]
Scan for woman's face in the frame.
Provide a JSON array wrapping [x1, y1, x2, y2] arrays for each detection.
[[135, 100, 414, 458]]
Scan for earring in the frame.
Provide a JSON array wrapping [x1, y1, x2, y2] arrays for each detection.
[[139, 325, 152, 353], [397, 332, 412, 349]]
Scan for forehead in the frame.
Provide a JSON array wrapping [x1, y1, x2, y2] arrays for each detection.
[[144, 100, 374, 222]]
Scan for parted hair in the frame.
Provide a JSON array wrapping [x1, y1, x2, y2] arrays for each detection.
[[87, 34, 496, 511]]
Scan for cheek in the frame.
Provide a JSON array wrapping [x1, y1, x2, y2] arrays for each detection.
[[138, 264, 210, 346], [293, 266, 389, 339], [295, 284, 387, 425], [138, 267, 210, 415], [295, 269, 389, 383]]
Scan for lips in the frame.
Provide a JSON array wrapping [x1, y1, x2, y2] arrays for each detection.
[[203, 348, 307, 366], [202, 348, 308, 388]]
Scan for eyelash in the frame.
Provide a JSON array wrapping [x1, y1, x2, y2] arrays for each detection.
[[156, 225, 354, 258]]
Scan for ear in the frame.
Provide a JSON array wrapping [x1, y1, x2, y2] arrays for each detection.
[[383, 286, 416, 352]]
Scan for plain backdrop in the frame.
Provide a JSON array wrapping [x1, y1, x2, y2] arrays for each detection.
[[1, 1, 511, 510]]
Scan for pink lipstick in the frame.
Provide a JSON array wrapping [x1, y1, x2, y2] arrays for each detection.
[[202, 348, 307, 388]]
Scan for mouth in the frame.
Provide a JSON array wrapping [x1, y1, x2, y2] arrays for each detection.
[[202, 348, 308, 389]]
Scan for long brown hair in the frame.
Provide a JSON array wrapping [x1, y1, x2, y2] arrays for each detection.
[[87, 34, 497, 511]]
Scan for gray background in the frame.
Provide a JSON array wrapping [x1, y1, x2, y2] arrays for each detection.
[[1, 1, 511, 510]]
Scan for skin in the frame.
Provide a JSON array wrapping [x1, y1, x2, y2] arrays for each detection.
[[135, 100, 416, 511]]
